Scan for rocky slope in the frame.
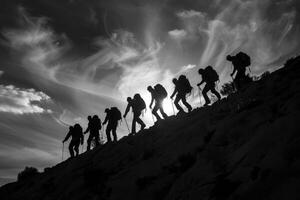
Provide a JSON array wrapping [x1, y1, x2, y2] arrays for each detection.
[[1, 56, 300, 200]]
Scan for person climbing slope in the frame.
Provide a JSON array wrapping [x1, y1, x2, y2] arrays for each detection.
[[84, 115, 102, 151], [123, 94, 146, 134], [62, 124, 84, 158], [103, 107, 122, 142], [147, 84, 168, 121], [226, 52, 252, 91], [170, 75, 193, 114], [197, 66, 221, 106]]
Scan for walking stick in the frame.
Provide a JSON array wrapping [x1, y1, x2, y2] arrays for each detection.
[[62, 143, 64, 161], [124, 117, 130, 134]]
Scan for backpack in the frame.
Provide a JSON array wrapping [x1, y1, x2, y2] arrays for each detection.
[[178, 75, 193, 94], [204, 66, 219, 82], [110, 107, 122, 121], [154, 84, 167, 99], [236, 52, 251, 68], [133, 94, 146, 112], [92, 116, 101, 130]]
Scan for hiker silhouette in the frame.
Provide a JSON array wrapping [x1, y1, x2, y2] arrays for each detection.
[[227, 52, 251, 91], [170, 76, 193, 114], [103, 107, 122, 142], [84, 115, 101, 151], [123, 94, 146, 134], [147, 85, 168, 121], [197, 66, 221, 106], [62, 124, 84, 158]]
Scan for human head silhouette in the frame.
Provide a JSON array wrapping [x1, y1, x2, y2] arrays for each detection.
[[198, 68, 204, 74], [172, 78, 177, 84], [127, 97, 132, 102], [226, 55, 233, 61], [105, 108, 109, 113], [147, 86, 154, 92], [74, 123, 80, 129], [134, 94, 142, 100], [87, 116, 92, 121]]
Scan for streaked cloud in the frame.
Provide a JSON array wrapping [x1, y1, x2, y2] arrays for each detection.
[[0, 85, 51, 114], [169, 29, 187, 40], [177, 10, 205, 19]]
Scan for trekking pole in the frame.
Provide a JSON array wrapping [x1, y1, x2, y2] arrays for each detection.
[[62, 143, 64, 161], [124, 117, 130, 134]]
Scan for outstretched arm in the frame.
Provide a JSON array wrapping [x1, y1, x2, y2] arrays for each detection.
[[170, 88, 177, 99], [197, 80, 205, 87], [84, 125, 89, 134], [123, 103, 131, 118], [63, 130, 71, 143], [103, 114, 108, 125], [230, 67, 237, 77]]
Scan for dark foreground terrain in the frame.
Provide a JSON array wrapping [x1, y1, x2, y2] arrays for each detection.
[[1, 57, 300, 200]]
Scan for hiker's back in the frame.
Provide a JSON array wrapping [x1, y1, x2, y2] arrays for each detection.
[[232, 52, 251, 73], [91, 116, 101, 132], [154, 84, 168, 99], [110, 107, 122, 122], [133, 94, 146, 113], [177, 75, 192, 94], [204, 66, 219, 83], [73, 124, 83, 140]]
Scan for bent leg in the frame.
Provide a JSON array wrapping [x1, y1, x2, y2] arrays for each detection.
[[69, 141, 75, 158], [131, 115, 136, 134], [74, 142, 80, 156], [152, 103, 161, 120], [174, 95, 184, 112], [94, 132, 100, 146], [87, 135, 92, 151], [158, 99, 168, 119], [112, 124, 118, 142], [202, 84, 210, 105], [106, 126, 112, 142], [135, 112, 145, 131], [181, 96, 192, 112], [210, 85, 221, 101]]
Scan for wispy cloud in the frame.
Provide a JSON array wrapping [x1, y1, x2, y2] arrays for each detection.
[[169, 29, 187, 40], [0, 85, 51, 114]]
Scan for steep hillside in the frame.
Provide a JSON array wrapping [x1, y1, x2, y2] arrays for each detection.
[[1, 56, 300, 200]]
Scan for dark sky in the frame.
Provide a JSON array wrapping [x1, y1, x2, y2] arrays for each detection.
[[0, 0, 300, 185]]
